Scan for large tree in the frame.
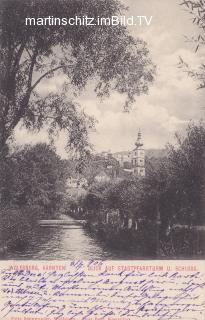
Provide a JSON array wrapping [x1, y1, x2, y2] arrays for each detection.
[[167, 122, 205, 225], [0, 0, 155, 159]]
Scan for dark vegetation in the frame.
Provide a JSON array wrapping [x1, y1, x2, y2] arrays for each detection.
[[0, 143, 68, 253], [70, 123, 205, 258]]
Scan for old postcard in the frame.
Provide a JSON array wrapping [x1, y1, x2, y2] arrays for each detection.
[[0, 0, 205, 319]]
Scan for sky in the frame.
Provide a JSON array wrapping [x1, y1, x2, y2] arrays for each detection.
[[15, 0, 205, 156]]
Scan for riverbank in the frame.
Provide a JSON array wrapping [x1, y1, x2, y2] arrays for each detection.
[[84, 219, 157, 257], [0, 206, 41, 258]]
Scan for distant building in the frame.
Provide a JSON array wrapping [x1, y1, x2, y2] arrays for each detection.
[[131, 130, 145, 177], [113, 151, 132, 167], [94, 171, 111, 183], [98, 151, 112, 159], [113, 130, 145, 177]]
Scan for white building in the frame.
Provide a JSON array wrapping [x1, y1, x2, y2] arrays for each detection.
[[112, 130, 145, 177]]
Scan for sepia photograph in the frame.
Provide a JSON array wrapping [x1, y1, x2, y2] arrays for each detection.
[[0, 0, 205, 261]]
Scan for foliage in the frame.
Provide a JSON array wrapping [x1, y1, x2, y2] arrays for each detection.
[[79, 123, 205, 256], [179, 0, 205, 89], [0, 142, 68, 253], [81, 154, 120, 184], [141, 157, 169, 223], [143, 122, 205, 228], [166, 122, 205, 225], [0, 0, 155, 161], [0, 206, 40, 250], [105, 178, 143, 217], [1, 143, 68, 216], [83, 123, 205, 226], [83, 180, 113, 213]]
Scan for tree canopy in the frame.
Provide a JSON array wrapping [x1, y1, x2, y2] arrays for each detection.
[[1, 143, 67, 216], [0, 0, 155, 159]]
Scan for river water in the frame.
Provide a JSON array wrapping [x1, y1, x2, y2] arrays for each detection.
[[5, 215, 140, 260]]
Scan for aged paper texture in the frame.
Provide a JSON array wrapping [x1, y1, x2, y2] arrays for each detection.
[[0, 0, 205, 320], [1, 260, 205, 320]]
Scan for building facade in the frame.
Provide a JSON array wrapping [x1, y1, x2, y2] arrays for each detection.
[[112, 130, 145, 177]]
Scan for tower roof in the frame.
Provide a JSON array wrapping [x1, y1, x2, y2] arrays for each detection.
[[134, 129, 143, 149]]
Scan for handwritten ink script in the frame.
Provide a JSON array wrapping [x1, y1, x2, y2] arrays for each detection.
[[0, 261, 205, 320]]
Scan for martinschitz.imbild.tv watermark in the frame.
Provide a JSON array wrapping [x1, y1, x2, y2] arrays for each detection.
[[25, 15, 153, 27]]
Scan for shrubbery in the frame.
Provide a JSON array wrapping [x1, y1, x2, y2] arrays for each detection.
[[81, 123, 205, 257], [0, 143, 68, 254]]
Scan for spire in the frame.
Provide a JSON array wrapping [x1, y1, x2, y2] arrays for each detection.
[[135, 129, 143, 148]]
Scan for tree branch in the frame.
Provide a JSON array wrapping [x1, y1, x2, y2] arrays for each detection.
[[25, 46, 32, 59], [27, 48, 39, 91], [30, 65, 65, 92], [12, 40, 27, 73]]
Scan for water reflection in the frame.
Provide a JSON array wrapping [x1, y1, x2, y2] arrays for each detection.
[[4, 216, 144, 260]]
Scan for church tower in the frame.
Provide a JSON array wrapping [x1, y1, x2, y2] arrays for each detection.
[[131, 129, 145, 177]]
